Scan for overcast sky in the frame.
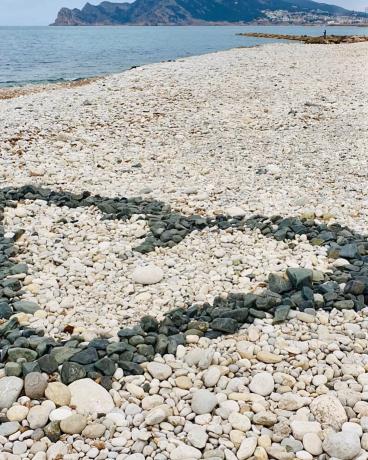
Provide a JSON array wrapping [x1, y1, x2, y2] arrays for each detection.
[[0, 0, 366, 26]]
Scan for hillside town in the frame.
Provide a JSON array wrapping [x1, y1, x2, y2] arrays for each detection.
[[256, 9, 368, 25]]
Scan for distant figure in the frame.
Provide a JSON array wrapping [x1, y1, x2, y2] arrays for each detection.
[[323, 30, 327, 39]]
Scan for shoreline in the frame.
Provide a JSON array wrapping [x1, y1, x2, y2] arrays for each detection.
[[2, 24, 368, 98], [0, 76, 101, 101], [1, 42, 368, 459]]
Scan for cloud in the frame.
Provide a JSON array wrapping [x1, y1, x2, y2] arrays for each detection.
[[0, 0, 98, 25]]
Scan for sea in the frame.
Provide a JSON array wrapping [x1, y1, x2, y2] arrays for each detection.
[[0, 25, 367, 88]]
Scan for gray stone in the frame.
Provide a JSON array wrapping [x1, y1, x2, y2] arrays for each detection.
[[0, 421, 20, 436], [13, 301, 40, 314], [8, 347, 37, 362], [5, 362, 22, 376], [286, 268, 313, 288], [322, 431, 361, 460], [25, 372, 48, 399], [68, 378, 114, 414], [60, 414, 87, 434], [0, 376, 24, 409], [60, 362, 86, 385], [191, 389, 218, 414]]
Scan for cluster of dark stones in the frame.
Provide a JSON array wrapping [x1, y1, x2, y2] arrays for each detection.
[[1, 185, 368, 385]]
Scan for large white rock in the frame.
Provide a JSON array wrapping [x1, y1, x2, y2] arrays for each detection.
[[191, 389, 218, 415], [303, 433, 323, 456], [132, 265, 163, 285], [68, 378, 114, 415], [145, 404, 172, 425], [225, 207, 246, 218], [290, 421, 322, 440], [228, 412, 251, 432], [0, 377, 23, 409], [278, 393, 308, 411], [249, 372, 275, 396], [147, 362, 172, 380], [322, 431, 361, 460], [170, 445, 202, 460], [237, 437, 257, 460], [310, 393, 347, 430], [187, 425, 208, 448]]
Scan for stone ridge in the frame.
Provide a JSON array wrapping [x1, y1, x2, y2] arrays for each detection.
[[1, 184, 368, 385], [51, 0, 352, 26]]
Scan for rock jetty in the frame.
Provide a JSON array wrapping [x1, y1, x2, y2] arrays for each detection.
[[238, 32, 368, 44]]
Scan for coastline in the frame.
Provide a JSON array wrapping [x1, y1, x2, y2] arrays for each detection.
[[0, 77, 101, 101], [1, 42, 368, 458]]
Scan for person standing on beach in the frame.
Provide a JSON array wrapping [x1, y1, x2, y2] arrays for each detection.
[[324, 30, 327, 39]]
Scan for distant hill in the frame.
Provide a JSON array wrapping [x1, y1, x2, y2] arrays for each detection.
[[52, 0, 353, 26]]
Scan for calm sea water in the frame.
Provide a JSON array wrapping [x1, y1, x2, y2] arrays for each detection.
[[0, 25, 366, 87]]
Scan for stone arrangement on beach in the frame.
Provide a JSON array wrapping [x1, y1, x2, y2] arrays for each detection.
[[1, 42, 368, 459]]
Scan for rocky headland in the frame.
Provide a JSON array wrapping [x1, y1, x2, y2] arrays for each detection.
[[51, 0, 351, 26], [1, 42, 368, 459]]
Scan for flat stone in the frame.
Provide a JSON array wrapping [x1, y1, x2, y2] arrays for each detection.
[[68, 378, 114, 414], [249, 372, 275, 396], [286, 268, 312, 288], [225, 207, 246, 218], [28, 404, 52, 429], [302, 433, 323, 456], [70, 347, 98, 365], [46, 440, 68, 460], [147, 362, 172, 380], [145, 404, 172, 425], [45, 382, 71, 406], [25, 372, 48, 399], [38, 354, 58, 374], [237, 437, 257, 460], [191, 389, 218, 414], [170, 445, 202, 460], [228, 412, 251, 432], [203, 366, 221, 387], [60, 362, 86, 385], [6, 405, 29, 422], [187, 425, 208, 448], [322, 431, 361, 460], [0, 421, 20, 437], [82, 423, 106, 438], [256, 351, 282, 364], [60, 414, 87, 434], [49, 407, 72, 422], [132, 265, 164, 284], [253, 411, 277, 427], [13, 300, 40, 314], [0, 376, 23, 409], [8, 347, 37, 362], [290, 421, 322, 440]]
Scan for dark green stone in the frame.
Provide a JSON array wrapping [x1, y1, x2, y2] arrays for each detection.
[[210, 318, 238, 334], [70, 347, 98, 365], [61, 362, 86, 384], [286, 268, 313, 288], [38, 354, 58, 373], [273, 305, 291, 324], [94, 357, 116, 376], [8, 347, 37, 362], [44, 421, 61, 442]]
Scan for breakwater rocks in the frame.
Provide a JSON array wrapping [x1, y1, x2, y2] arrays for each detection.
[[237, 33, 368, 44]]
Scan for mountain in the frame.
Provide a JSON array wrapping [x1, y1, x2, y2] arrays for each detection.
[[52, 0, 352, 26]]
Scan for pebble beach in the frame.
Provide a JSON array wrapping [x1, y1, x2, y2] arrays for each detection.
[[1, 41, 368, 460]]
